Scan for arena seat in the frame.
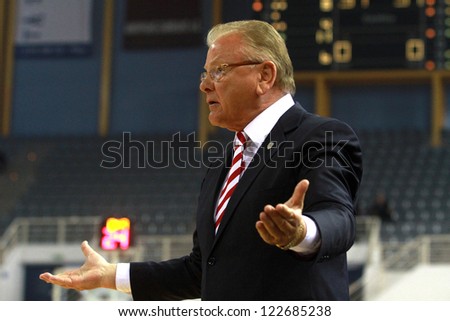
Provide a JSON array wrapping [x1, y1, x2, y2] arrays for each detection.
[[1, 129, 449, 242]]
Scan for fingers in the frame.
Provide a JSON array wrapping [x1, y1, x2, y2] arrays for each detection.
[[81, 240, 93, 258], [39, 241, 89, 289], [39, 272, 53, 283], [256, 205, 302, 246], [285, 179, 309, 209], [255, 220, 273, 244], [256, 179, 309, 249], [39, 270, 78, 289], [264, 204, 299, 230]]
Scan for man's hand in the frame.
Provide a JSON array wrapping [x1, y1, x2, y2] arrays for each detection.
[[39, 241, 117, 291], [256, 179, 309, 249]]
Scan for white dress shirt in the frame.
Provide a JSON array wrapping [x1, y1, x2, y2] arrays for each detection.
[[115, 94, 321, 294], [240, 94, 320, 254]]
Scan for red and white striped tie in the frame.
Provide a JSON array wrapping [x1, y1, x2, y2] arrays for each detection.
[[214, 131, 247, 233]]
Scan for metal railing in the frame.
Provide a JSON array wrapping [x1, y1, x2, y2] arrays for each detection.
[[349, 216, 450, 300], [0, 216, 194, 265], [2, 215, 450, 300], [0, 216, 102, 264]]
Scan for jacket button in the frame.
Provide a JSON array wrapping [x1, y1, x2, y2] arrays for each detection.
[[207, 257, 216, 266]]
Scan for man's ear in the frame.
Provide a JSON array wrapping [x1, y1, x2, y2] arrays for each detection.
[[256, 61, 277, 95]]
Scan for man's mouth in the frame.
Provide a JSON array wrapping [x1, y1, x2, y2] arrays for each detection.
[[208, 100, 220, 108]]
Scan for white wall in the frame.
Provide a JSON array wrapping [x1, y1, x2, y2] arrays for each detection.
[[0, 244, 84, 300], [368, 264, 450, 300]]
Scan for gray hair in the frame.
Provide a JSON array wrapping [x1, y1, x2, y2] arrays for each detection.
[[206, 20, 296, 95]]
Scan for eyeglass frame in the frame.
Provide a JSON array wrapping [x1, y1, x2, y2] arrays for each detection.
[[200, 61, 262, 83]]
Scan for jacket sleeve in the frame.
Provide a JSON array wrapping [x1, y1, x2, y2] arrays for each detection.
[[129, 230, 202, 300], [298, 118, 363, 262]]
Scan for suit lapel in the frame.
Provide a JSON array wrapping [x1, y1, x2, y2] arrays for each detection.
[[198, 147, 233, 251], [213, 105, 302, 240]]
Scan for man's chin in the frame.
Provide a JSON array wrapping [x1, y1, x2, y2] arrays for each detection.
[[208, 113, 221, 127]]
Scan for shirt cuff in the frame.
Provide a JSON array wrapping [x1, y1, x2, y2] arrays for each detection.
[[290, 215, 321, 254], [115, 263, 132, 294]]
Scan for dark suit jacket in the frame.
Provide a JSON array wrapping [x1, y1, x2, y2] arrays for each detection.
[[130, 103, 363, 300]]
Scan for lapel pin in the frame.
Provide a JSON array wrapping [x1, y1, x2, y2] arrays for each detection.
[[267, 141, 275, 150]]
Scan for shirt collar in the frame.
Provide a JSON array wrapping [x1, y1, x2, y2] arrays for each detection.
[[243, 93, 294, 146]]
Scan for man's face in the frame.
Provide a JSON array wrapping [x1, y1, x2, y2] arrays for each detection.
[[199, 34, 262, 132]]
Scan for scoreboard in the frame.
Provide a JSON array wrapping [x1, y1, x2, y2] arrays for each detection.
[[251, 0, 450, 71]]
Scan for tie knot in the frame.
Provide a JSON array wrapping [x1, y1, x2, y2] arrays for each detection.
[[235, 131, 247, 148]]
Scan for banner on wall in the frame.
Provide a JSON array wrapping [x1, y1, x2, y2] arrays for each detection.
[[15, 0, 93, 58], [123, 0, 202, 49]]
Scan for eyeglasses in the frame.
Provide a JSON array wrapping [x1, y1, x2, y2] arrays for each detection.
[[200, 61, 261, 83]]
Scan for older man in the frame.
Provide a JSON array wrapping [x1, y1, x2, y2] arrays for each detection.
[[40, 20, 362, 301]]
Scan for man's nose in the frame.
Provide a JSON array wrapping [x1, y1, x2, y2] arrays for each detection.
[[199, 76, 213, 93]]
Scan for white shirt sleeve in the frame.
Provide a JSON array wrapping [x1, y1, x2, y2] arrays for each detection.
[[290, 215, 321, 254], [115, 263, 132, 294]]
